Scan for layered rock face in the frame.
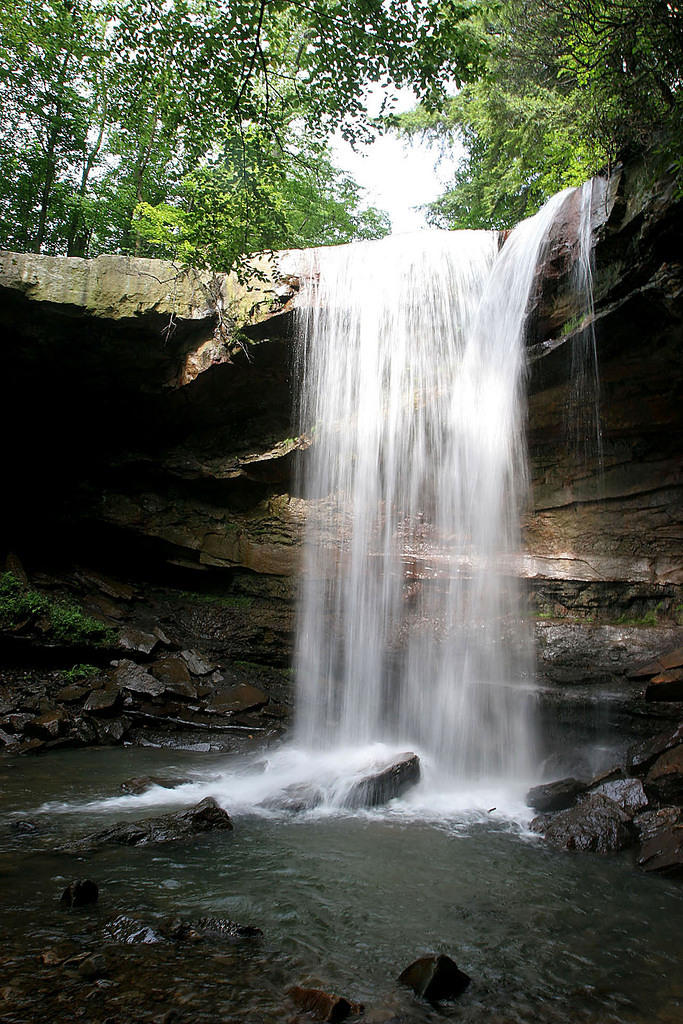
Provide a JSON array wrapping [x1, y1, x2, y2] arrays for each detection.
[[525, 164, 682, 604], [0, 159, 681, 754]]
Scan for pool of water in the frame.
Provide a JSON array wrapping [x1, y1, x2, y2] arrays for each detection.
[[2, 745, 682, 1024]]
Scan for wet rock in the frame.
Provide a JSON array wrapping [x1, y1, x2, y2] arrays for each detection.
[[160, 916, 263, 942], [207, 683, 269, 714], [398, 953, 471, 1001], [589, 777, 648, 816], [72, 716, 98, 745], [14, 736, 46, 754], [0, 727, 15, 746], [181, 649, 215, 675], [95, 717, 129, 743], [11, 819, 39, 834], [646, 667, 683, 702], [634, 805, 682, 843], [120, 775, 192, 794], [103, 915, 161, 944], [57, 683, 94, 703], [25, 710, 65, 740], [118, 626, 159, 655], [191, 917, 263, 940], [289, 985, 364, 1022], [259, 783, 325, 813], [3, 712, 33, 733], [151, 657, 196, 698], [61, 879, 99, 908], [74, 568, 135, 602], [344, 753, 420, 809], [532, 793, 634, 853], [77, 953, 107, 980], [644, 744, 683, 805], [629, 646, 683, 679], [83, 688, 121, 713], [64, 797, 233, 851], [526, 777, 588, 813], [628, 722, 683, 772], [638, 825, 683, 876], [113, 659, 166, 697]]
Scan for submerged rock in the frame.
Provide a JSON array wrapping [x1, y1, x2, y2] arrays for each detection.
[[76, 953, 107, 980], [120, 775, 193, 795], [531, 793, 634, 854], [526, 777, 588, 813], [63, 796, 232, 851], [60, 879, 99, 908], [343, 753, 420, 809], [160, 916, 263, 942], [289, 985, 364, 1022], [398, 953, 471, 1001]]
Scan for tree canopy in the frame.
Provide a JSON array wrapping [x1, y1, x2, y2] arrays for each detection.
[[396, 0, 683, 230], [0, 0, 486, 266], [1, 0, 680, 255]]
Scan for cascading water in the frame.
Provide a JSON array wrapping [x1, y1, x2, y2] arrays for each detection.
[[293, 190, 574, 784], [567, 177, 604, 478]]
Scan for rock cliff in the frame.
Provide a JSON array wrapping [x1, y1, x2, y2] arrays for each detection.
[[0, 159, 681, 756]]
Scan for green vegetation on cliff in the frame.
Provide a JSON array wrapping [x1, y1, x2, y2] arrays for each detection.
[[0, 572, 116, 645]]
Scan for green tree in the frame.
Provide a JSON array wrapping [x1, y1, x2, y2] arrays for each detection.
[[0, 0, 488, 263], [397, 0, 682, 230], [134, 129, 391, 270]]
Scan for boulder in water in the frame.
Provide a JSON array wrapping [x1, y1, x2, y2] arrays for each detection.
[[288, 985, 364, 1022], [63, 797, 232, 851], [344, 752, 420, 809], [61, 879, 99, 908], [120, 775, 193, 795], [259, 782, 325, 813], [589, 777, 648, 816], [531, 793, 634, 854], [398, 953, 471, 1001], [526, 777, 588, 812], [160, 916, 263, 943]]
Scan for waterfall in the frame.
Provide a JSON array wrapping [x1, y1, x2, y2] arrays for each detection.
[[568, 178, 604, 480], [293, 191, 573, 783]]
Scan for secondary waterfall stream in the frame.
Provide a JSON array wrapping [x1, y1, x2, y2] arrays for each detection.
[[293, 191, 573, 787]]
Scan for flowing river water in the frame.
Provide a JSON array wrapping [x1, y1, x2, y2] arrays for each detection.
[[2, 746, 683, 1023]]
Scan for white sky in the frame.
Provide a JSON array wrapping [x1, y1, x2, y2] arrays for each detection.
[[330, 86, 464, 234]]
